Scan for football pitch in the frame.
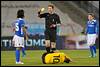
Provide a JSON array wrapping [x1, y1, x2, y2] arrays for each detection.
[[1, 49, 99, 66]]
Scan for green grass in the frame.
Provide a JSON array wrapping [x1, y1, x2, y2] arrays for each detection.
[[1, 49, 99, 66]]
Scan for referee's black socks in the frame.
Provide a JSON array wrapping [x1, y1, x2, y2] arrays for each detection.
[[46, 47, 50, 53]]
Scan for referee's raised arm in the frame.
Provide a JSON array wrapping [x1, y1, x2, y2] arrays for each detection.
[[38, 8, 47, 18]]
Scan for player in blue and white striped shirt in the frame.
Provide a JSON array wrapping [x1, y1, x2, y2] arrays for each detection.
[[86, 13, 99, 58]]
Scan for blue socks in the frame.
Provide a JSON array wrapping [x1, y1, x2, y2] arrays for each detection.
[[22, 47, 26, 57], [15, 47, 26, 62], [16, 48, 20, 62], [92, 45, 96, 54], [89, 45, 96, 57], [89, 46, 93, 57]]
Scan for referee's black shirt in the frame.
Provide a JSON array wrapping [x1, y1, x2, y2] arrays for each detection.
[[38, 11, 61, 30]]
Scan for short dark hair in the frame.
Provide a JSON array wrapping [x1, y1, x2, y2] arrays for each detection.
[[48, 4, 54, 9], [17, 9, 24, 18], [88, 13, 95, 18]]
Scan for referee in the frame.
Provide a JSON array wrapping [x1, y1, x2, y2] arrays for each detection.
[[38, 5, 61, 53]]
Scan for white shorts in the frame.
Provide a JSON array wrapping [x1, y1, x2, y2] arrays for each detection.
[[87, 34, 97, 46], [12, 35, 24, 47]]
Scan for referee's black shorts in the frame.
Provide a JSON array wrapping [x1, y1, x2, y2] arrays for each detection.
[[45, 29, 56, 42]]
